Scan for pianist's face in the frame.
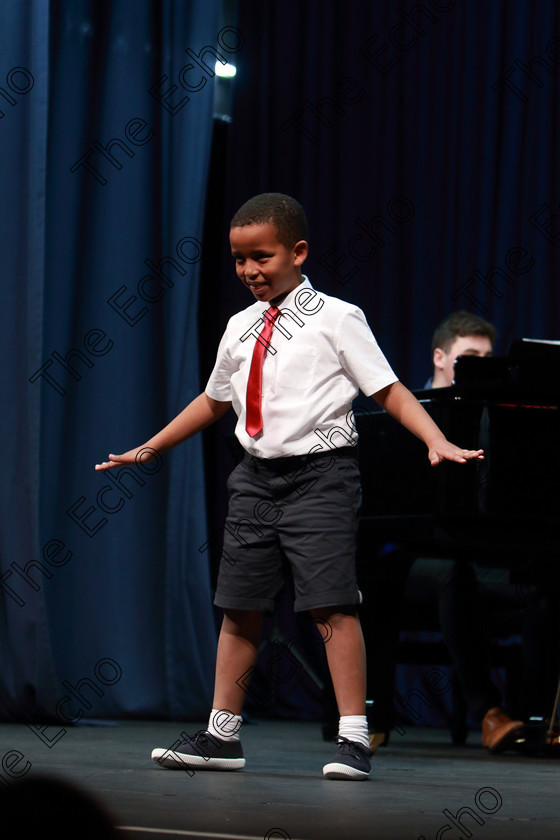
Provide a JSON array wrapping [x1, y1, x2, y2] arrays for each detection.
[[433, 334, 493, 387]]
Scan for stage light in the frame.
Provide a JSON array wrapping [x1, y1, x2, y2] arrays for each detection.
[[215, 61, 236, 78]]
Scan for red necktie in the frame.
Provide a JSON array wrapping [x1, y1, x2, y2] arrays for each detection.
[[245, 307, 280, 437]]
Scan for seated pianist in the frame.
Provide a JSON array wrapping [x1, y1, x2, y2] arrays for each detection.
[[359, 311, 548, 754]]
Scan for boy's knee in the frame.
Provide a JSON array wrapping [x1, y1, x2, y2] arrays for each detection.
[[310, 605, 359, 623], [222, 608, 264, 632]]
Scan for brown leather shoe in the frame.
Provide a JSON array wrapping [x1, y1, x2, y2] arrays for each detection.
[[481, 707, 525, 753], [368, 731, 389, 754]]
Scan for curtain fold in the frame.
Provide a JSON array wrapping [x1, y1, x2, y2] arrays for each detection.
[[1, 0, 222, 722], [0, 0, 59, 719]]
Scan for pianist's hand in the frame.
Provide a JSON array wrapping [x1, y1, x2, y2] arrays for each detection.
[[428, 439, 484, 467]]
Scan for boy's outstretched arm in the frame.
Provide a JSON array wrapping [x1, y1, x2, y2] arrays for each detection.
[[372, 381, 484, 467], [94, 392, 231, 471]]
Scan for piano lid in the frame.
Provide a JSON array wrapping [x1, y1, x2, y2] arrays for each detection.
[[450, 337, 560, 395]]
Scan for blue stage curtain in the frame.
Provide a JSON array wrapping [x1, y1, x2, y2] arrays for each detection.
[[0, 0, 223, 722]]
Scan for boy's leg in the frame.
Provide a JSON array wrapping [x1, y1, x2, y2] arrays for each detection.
[[312, 606, 372, 780], [212, 608, 265, 713], [310, 607, 366, 716], [151, 608, 263, 772]]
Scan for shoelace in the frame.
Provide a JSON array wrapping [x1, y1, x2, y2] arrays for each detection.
[[185, 731, 223, 754], [337, 736, 369, 758]]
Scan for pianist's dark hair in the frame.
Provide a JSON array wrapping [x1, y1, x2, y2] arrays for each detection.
[[230, 193, 309, 248], [431, 311, 496, 354]]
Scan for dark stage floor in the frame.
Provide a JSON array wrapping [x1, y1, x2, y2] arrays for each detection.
[[1, 719, 558, 839]]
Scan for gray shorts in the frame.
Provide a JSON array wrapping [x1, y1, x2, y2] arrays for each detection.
[[214, 447, 362, 613]]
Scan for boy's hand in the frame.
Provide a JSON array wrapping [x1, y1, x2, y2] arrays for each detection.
[[95, 446, 157, 471], [373, 383, 485, 469], [428, 439, 484, 467]]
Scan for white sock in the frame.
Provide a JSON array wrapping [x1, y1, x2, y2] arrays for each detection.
[[338, 715, 369, 750], [207, 708, 242, 742]]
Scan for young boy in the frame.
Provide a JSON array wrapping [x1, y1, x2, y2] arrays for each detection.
[[95, 193, 483, 780]]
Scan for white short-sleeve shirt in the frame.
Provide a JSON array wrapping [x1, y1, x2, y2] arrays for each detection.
[[205, 277, 398, 458]]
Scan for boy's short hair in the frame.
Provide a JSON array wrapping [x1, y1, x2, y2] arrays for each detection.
[[431, 310, 496, 354], [230, 193, 309, 248]]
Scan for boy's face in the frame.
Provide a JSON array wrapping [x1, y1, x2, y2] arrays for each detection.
[[230, 222, 308, 306]]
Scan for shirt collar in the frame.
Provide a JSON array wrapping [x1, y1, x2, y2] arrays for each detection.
[[256, 275, 313, 313]]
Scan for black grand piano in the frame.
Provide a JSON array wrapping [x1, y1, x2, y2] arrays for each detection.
[[356, 339, 560, 573], [355, 338, 560, 748]]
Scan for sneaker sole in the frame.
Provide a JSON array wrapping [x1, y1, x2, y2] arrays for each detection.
[[151, 748, 245, 771], [322, 761, 370, 780]]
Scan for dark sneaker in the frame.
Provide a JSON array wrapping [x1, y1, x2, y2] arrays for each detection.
[[151, 730, 245, 771], [322, 737, 371, 780]]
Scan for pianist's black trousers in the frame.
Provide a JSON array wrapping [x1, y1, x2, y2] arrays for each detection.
[[436, 559, 548, 723], [359, 548, 549, 731]]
